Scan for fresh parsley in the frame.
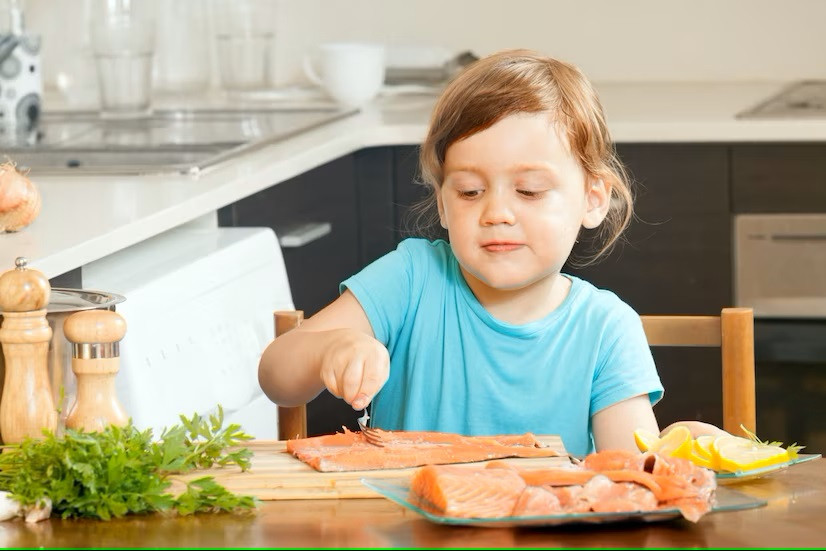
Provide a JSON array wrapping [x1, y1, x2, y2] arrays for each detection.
[[0, 406, 257, 520]]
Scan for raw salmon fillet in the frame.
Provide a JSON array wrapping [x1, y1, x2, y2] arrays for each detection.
[[286, 428, 560, 472], [409, 449, 717, 523]]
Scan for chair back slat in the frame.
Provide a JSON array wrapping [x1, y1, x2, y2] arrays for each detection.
[[642, 316, 721, 346], [274, 310, 307, 440], [641, 307, 755, 435]]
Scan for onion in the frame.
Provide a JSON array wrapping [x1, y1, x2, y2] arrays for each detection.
[[0, 161, 41, 232]]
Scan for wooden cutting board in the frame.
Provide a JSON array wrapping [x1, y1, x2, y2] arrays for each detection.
[[173, 436, 569, 501]]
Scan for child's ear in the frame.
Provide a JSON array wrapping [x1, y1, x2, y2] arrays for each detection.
[[582, 178, 611, 229], [436, 189, 448, 229]]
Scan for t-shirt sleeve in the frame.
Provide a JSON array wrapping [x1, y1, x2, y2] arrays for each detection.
[[339, 241, 415, 347], [590, 302, 664, 415]]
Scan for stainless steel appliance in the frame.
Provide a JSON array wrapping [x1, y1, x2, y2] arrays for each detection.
[[735, 214, 826, 452], [735, 214, 826, 318], [0, 107, 357, 175]]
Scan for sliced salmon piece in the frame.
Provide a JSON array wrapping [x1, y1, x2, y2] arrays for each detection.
[[410, 464, 527, 518], [579, 476, 659, 513], [583, 449, 645, 472], [511, 486, 563, 516], [517, 468, 597, 487], [550, 485, 591, 513], [591, 483, 659, 513], [407, 450, 717, 522]]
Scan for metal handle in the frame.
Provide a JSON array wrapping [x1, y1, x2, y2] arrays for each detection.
[[771, 233, 826, 242], [278, 222, 332, 248]]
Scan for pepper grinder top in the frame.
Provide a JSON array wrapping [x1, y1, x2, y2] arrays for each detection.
[[0, 257, 50, 313], [63, 310, 127, 358]]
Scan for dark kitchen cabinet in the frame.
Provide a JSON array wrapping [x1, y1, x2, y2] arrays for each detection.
[[732, 143, 826, 213], [569, 144, 732, 315], [566, 144, 732, 429]]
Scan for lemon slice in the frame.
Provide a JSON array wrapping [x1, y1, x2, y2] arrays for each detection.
[[686, 449, 716, 469], [656, 426, 693, 459], [633, 429, 661, 452], [693, 435, 715, 460], [712, 435, 790, 473], [691, 435, 719, 470]]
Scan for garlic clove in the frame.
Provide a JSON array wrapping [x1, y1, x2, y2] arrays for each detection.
[[0, 491, 22, 521], [23, 497, 52, 523]]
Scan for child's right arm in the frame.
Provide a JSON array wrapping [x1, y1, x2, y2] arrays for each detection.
[[257, 290, 390, 411]]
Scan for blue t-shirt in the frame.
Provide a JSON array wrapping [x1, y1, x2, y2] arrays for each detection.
[[341, 238, 663, 456]]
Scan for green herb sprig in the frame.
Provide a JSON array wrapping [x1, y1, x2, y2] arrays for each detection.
[[740, 424, 805, 458], [0, 405, 257, 520]]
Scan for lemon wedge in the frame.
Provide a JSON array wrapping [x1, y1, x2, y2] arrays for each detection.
[[655, 425, 694, 459], [633, 428, 661, 452], [712, 435, 790, 472]]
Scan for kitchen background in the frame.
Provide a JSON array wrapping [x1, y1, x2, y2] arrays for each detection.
[[2, 0, 824, 449], [15, 0, 826, 104]]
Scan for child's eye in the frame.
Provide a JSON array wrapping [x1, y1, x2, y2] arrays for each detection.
[[458, 190, 481, 199], [517, 189, 545, 198]]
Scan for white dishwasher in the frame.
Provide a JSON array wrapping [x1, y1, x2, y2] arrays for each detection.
[[82, 226, 293, 439]]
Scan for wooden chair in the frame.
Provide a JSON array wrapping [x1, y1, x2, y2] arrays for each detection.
[[273, 307, 756, 440], [640, 307, 756, 435], [274, 310, 308, 441]]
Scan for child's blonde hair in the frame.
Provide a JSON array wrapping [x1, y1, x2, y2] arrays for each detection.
[[418, 49, 632, 266]]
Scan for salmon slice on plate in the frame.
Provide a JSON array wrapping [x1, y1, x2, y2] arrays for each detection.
[[408, 450, 718, 523]]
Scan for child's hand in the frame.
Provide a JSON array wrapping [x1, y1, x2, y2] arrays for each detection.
[[660, 421, 729, 440], [318, 328, 390, 411]]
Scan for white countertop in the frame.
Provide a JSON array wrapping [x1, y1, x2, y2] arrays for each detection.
[[1, 81, 823, 279]]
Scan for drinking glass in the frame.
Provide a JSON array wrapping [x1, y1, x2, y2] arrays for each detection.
[[212, 0, 274, 92], [89, 0, 155, 118]]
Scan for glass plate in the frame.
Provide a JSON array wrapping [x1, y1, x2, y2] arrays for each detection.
[[716, 453, 821, 483], [361, 477, 766, 528]]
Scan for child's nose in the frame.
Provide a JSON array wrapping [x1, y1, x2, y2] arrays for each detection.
[[480, 192, 516, 226]]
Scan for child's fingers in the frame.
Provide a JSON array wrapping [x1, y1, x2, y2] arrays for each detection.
[[339, 358, 366, 405], [352, 351, 390, 410], [321, 367, 342, 398]]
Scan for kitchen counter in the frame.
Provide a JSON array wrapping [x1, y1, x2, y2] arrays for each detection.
[[1, 81, 823, 279]]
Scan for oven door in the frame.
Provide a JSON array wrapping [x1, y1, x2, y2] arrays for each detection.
[[735, 214, 826, 451]]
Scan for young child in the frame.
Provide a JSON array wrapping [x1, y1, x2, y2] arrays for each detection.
[[259, 49, 664, 456]]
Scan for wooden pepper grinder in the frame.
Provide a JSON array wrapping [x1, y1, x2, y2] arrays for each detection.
[[0, 257, 58, 443], [64, 309, 129, 432]]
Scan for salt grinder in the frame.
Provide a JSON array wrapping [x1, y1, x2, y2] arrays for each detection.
[[63, 309, 129, 432], [0, 257, 57, 443]]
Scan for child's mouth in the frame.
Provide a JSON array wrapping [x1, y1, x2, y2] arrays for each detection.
[[482, 242, 523, 252]]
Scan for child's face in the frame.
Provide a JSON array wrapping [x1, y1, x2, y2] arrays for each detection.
[[438, 112, 608, 292]]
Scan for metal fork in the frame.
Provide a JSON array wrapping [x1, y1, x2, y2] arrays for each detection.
[[357, 408, 384, 447]]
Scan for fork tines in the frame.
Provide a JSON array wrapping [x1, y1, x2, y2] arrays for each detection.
[[357, 416, 385, 447]]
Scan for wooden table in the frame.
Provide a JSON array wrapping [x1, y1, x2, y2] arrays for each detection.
[[1, 457, 823, 548]]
